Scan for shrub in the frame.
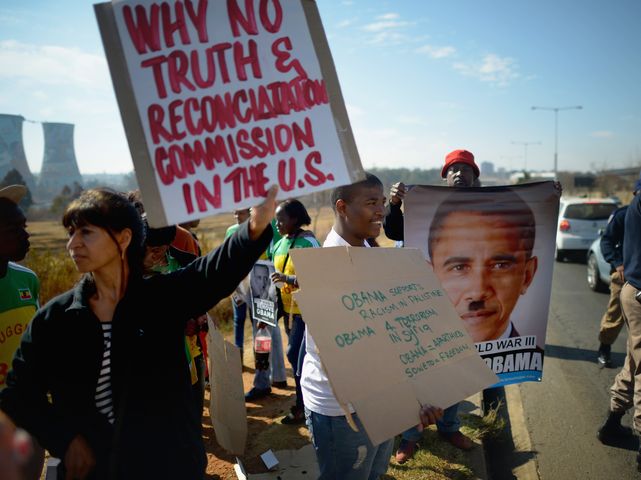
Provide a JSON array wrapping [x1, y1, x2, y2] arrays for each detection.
[[23, 250, 79, 305]]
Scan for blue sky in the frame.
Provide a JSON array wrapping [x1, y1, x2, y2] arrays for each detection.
[[1, 0, 639, 174]]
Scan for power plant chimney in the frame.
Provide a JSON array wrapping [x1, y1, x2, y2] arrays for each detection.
[[0, 113, 36, 191], [38, 122, 83, 198]]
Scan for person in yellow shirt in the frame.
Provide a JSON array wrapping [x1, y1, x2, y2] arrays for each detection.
[[270, 199, 320, 424]]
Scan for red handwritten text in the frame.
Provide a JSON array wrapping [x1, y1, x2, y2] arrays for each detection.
[[123, 0, 209, 54], [227, 0, 283, 37]]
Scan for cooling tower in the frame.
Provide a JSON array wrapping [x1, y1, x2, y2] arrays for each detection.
[[38, 122, 83, 198], [0, 113, 36, 191]]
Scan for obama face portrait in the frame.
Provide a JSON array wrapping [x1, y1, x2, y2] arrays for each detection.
[[427, 191, 538, 342]]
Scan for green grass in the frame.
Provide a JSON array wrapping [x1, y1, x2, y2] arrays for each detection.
[[383, 406, 505, 480]]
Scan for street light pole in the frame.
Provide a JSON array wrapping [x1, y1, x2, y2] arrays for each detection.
[[511, 141, 541, 172], [531, 105, 582, 178]]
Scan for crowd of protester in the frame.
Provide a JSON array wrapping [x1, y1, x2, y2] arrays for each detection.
[[0, 160, 449, 480], [0, 166, 444, 480], [0, 184, 277, 479], [2, 147, 641, 479]]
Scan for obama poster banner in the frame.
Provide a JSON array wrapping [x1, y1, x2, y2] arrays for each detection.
[[404, 182, 560, 387], [95, 0, 364, 227], [250, 260, 278, 327]]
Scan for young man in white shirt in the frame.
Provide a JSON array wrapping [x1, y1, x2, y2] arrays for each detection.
[[301, 173, 443, 479]]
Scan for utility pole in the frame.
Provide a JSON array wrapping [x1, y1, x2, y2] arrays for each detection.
[[511, 141, 542, 172], [531, 105, 582, 177]]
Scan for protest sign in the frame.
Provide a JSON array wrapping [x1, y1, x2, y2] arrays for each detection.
[[250, 260, 277, 326], [291, 247, 498, 446], [404, 182, 559, 387], [208, 323, 247, 455], [95, 0, 364, 226]]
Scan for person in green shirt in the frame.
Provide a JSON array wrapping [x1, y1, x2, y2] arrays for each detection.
[[270, 199, 319, 424], [0, 184, 44, 480]]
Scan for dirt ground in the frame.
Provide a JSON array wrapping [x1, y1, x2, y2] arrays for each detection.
[[203, 324, 311, 480]]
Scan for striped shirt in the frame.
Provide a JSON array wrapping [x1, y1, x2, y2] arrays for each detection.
[[95, 322, 114, 424]]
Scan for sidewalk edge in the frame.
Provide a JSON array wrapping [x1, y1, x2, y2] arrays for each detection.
[[505, 384, 540, 479]]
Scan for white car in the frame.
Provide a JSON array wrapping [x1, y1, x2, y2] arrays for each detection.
[[556, 198, 618, 262]]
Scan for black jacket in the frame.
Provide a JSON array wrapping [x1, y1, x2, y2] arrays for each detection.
[[383, 202, 404, 241], [0, 221, 272, 479], [601, 205, 627, 270]]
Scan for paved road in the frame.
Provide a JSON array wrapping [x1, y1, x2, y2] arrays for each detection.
[[519, 261, 638, 479]]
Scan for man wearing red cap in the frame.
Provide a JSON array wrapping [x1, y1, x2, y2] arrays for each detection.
[[384, 149, 480, 240], [383, 150, 480, 461], [441, 149, 480, 186]]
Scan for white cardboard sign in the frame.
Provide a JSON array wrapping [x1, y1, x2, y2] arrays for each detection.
[[95, 0, 364, 226]]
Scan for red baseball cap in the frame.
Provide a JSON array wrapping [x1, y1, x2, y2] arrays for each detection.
[[441, 149, 479, 178]]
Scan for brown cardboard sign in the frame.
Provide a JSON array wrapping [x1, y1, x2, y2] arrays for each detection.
[[208, 324, 247, 455], [94, 0, 364, 227], [291, 247, 498, 445]]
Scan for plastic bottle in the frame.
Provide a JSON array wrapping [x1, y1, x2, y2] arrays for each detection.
[[254, 326, 272, 370]]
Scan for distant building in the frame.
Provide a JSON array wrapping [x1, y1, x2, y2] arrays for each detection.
[[38, 122, 83, 199], [509, 171, 556, 184], [0, 114, 85, 201], [481, 161, 495, 176], [0, 114, 36, 192]]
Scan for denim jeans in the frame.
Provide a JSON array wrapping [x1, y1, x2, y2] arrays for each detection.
[[287, 314, 306, 410], [252, 317, 287, 389], [232, 301, 247, 349], [305, 409, 394, 480], [437, 402, 461, 433], [401, 402, 461, 442]]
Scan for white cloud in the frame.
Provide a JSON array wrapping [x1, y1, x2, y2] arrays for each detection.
[[395, 115, 428, 127], [363, 20, 410, 32], [336, 19, 353, 28], [346, 104, 365, 118], [591, 130, 614, 138], [367, 31, 414, 46], [415, 44, 456, 59], [453, 53, 519, 87], [0, 40, 110, 90], [376, 13, 400, 21], [37, 107, 55, 118], [362, 13, 410, 32], [362, 20, 410, 32], [32, 90, 48, 101]]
